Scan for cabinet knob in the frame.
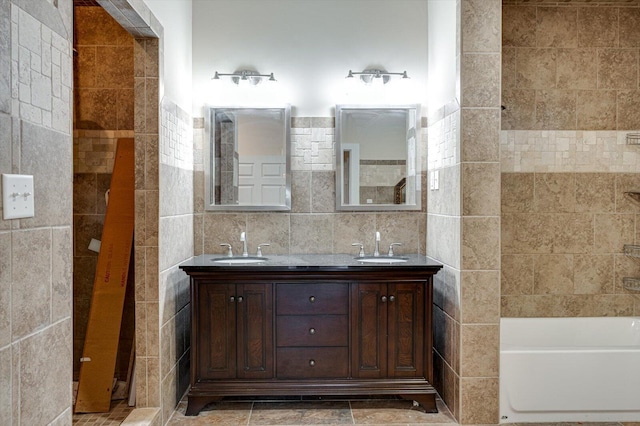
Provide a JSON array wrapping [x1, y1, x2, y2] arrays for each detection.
[[309, 359, 316, 367], [309, 296, 316, 303], [381, 296, 388, 303], [237, 296, 243, 303], [229, 296, 235, 303], [389, 295, 395, 302], [309, 328, 316, 335]]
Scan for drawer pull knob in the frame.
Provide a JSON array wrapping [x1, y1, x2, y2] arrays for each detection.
[[229, 296, 235, 303], [381, 296, 388, 302], [237, 296, 243, 303], [309, 328, 316, 335], [309, 359, 315, 366], [309, 296, 316, 303], [389, 295, 395, 302]]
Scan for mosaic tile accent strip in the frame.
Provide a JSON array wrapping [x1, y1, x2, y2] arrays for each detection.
[[501, 130, 640, 172], [160, 98, 193, 170], [428, 110, 459, 171], [11, 5, 72, 133]]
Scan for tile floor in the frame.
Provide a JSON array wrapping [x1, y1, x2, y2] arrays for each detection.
[[167, 395, 456, 425], [72, 399, 134, 425]]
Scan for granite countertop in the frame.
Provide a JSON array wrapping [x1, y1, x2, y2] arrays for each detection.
[[179, 253, 443, 272]]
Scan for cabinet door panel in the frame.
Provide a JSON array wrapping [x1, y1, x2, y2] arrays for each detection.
[[351, 283, 387, 378], [388, 283, 424, 377], [237, 283, 274, 379], [199, 283, 236, 379]]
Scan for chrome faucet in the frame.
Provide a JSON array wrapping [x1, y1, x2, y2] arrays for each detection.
[[256, 243, 270, 257], [388, 243, 403, 256], [374, 231, 380, 257], [240, 231, 248, 257]]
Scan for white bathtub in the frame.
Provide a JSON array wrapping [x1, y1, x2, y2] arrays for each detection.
[[500, 317, 640, 423]]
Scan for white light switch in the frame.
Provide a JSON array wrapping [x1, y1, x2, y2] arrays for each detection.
[[2, 174, 35, 219]]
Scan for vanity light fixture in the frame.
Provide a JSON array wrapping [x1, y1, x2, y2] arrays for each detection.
[[212, 69, 277, 86], [346, 68, 409, 85]]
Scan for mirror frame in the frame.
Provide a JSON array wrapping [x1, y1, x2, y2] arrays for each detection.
[[204, 105, 292, 211], [335, 104, 421, 211]]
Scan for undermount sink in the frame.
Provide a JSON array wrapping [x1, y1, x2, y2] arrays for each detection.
[[211, 256, 268, 264], [355, 256, 408, 264]]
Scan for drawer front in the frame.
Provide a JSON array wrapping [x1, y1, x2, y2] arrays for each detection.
[[276, 283, 348, 315], [276, 315, 348, 347], [276, 347, 349, 379]]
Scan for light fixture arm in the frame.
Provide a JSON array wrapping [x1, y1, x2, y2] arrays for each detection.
[[212, 69, 277, 85], [346, 68, 409, 85]]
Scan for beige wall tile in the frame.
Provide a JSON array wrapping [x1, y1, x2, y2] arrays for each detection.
[[575, 173, 615, 213], [619, 8, 640, 48], [577, 90, 617, 130], [534, 254, 574, 294], [311, 171, 335, 213], [159, 215, 193, 270], [614, 253, 639, 293], [193, 170, 204, 213], [574, 254, 614, 294], [502, 47, 516, 90], [247, 213, 291, 255], [12, 229, 51, 340], [597, 49, 638, 90], [333, 213, 376, 255], [556, 49, 597, 90], [460, 377, 499, 424], [615, 173, 640, 213], [501, 254, 535, 295], [427, 214, 461, 270], [0, 233, 9, 348], [502, 89, 537, 130], [502, 173, 534, 213], [516, 48, 557, 89], [145, 190, 159, 246], [193, 214, 203, 256], [461, 53, 501, 107], [462, 0, 501, 53], [503, 6, 536, 47], [537, 7, 578, 48], [535, 89, 577, 130], [52, 227, 72, 322], [290, 214, 333, 254], [534, 173, 576, 213], [376, 213, 421, 254], [461, 271, 500, 323], [460, 325, 499, 377], [578, 7, 618, 48], [594, 214, 634, 253], [502, 213, 593, 254], [0, 346, 10, 425], [461, 109, 500, 162], [617, 91, 640, 130], [462, 162, 500, 216], [145, 246, 159, 302], [291, 170, 311, 213], [202, 213, 247, 255], [462, 217, 500, 270], [428, 165, 461, 216]]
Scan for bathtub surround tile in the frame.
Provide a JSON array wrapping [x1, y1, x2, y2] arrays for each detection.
[[574, 254, 614, 294], [501, 172, 534, 213], [597, 49, 638, 90], [614, 254, 639, 294], [461, 53, 501, 107], [462, 163, 500, 216], [557, 49, 597, 90], [537, 6, 578, 48], [462, 217, 500, 270], [594, 214, 635, 253], [619, 7, 640, 48], [502, 47, 516, 90], [617, 91, 640, 130], [534, 254, 574, 295], [575, 173, 615, 213], [516, 48, 557, 90], [578, 7, 618, 48], [535, 89, 577, 130], [577, 90, 617, 131], [501, 254, 534, 295], [534, 173, 576, 213], [461, 109, 500, 162], [461, 0, 501, 53], [503, 6, 537, 47], [502, 89, 536, 130]]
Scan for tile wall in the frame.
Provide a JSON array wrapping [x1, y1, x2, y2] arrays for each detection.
[[429, 0, 502, 424], [192, 118, 427, 258], [501, 0, 640, 317], [0, 0, 74, 424]]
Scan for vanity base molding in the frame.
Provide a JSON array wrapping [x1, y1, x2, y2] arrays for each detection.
[[185, 379, 437, 415]]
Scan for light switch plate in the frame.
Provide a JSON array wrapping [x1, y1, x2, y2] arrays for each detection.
[[2, 174, 35, 219]]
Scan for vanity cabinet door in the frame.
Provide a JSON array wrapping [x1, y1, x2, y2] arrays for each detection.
[[197, 282, 273, 380], [351, 282, 424, 379]]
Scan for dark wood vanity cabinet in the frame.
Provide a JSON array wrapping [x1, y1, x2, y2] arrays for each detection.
[[180, 263, 441, 416]]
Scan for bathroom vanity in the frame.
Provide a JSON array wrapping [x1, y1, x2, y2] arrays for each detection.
[[179, 254, 442, 415]]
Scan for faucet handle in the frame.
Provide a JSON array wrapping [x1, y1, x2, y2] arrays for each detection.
[[388, 242, 403, 256], [220, 243, 233, 257], [256, 243, 270, 257], [351, 243, 365, 257]]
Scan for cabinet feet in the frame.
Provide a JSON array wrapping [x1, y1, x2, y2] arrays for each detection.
[[400, 393, 437, 413], [185, 395, 222, 416]]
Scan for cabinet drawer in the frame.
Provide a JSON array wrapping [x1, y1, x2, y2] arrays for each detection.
[[276, 315, 348, 347], [276, 283, 348, 315], [276, 347, 348, 378]]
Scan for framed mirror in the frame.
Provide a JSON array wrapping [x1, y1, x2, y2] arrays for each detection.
[[204, 105, 291, 211], [335, 104, 421, 211]]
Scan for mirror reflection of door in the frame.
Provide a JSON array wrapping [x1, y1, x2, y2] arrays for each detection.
[[342, 144, 360, 205]]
